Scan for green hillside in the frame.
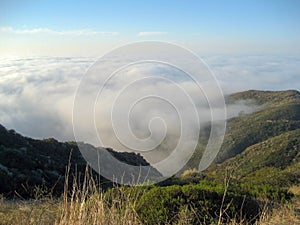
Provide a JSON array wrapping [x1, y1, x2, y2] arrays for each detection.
[[208, 129, 300, 187], [216, 90, 300, 162], [186, 89, 300, 170], [198, 89, 300, 188], [217, 103, 300, 162]]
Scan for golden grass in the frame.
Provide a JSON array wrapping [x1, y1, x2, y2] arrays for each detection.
[[0, 170, 142, 225], [0, 197, 57, 225], [1, 189, 299, 225], [0, 168, 299, 225], [289, 185, 300, 196], [259, 199, 300, 225]]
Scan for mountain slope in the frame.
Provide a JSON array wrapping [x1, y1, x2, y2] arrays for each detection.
[[201, 90, 300, 187], [216, 89, 300, 162], [186, 90, 300, 170], [1, 89, 299, 197], [0, 124, 161, 197], [208, 128, 300, 186]]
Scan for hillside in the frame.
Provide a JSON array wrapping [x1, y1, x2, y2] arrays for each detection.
[[217, 89, 300, 162], [0, 124, 161, 197], [1, 89, 299, 197], [199, 89, 300, 187], [0, 90, 300, 224], [185, 89, 300, 172], [1, 90, 299, 187], [208, 128, 300, 186]]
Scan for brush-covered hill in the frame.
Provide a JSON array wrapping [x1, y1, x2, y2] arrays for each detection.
[[187, 90, 300, 170], [0, 124, 161, 197], [205, 89, 300, 187], [217, 90, 300, 162], [208, 128, 300, 186]]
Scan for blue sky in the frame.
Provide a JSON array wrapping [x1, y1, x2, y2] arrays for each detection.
[[0, 0, 300, 55], [0, 0, 300, 144]]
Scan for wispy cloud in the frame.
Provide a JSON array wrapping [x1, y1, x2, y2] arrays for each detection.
[[0, 27, 119, 36], [138, 31, 167, 37]]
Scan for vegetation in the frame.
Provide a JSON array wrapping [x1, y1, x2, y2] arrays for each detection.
[[0, 166, 298, 225], [227, 89, 300, 106], [208, 129, 300, 187], [217, 102, 300, 162], [0, 124, 158, 198], [0, 89, 300, 224]]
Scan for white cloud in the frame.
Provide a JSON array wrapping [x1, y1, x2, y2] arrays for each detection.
[[203, 54, 300, 93], [138, 31, 167, 37], [0, 26, 119, 36], [0, 56, 95, 140], [1, 55, 299, 140], [0, 54, 299, 170]]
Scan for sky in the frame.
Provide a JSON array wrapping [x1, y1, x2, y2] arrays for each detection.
[[0, 0, 300, 167], [1, 0, 300, 56]]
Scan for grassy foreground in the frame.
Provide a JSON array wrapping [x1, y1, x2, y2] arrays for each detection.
[[0, 188, 299, 225], [1, 196, 299, 225], [0, 168, 299, 225]]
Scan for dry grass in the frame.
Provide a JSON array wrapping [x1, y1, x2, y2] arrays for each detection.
[[289, 185, 300, 196], [0, 166, 142, 225], [0, 197, 57, 225], [257, 186, 300, 225], [3, 196, 298, 225], [258, 200, 300, 225], [0, 190, 141, 225], [55, 164, 142, 225], [0, 168, 299, 225]]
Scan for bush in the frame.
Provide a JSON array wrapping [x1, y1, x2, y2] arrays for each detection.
[[180, 169, 205, 184], [136, 183, 260, 225]]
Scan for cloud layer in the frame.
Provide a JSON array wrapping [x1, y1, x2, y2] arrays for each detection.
[[0, 54, 299, 148], [0, 56, 94, 140], [204, 54, 300, 93]]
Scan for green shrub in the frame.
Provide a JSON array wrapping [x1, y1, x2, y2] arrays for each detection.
[[136, 183, 260, 225]]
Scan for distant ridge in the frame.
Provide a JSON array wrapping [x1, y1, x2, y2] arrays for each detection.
[[228, 89, 300, 105]]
